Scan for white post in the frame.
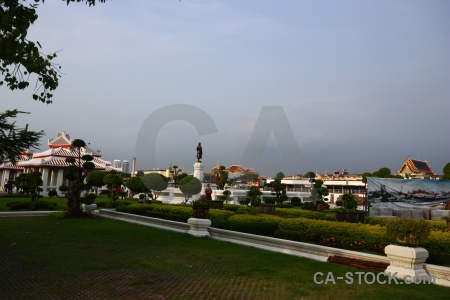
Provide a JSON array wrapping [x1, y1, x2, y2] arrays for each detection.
[[384, 245, 430, 281]]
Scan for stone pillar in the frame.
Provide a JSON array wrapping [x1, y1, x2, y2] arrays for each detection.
[[56, 169, 64, 195], [41, 168, 49, 195], [187, 218, 211, 237], [193, 162, 204, 182], [384, 245, 430, 282]]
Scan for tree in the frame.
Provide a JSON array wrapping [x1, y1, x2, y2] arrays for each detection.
[[0, 110, 43, 163], [103, 170, 123, 200], [442, 163, 450, 180], [58, 139, 95, 216], [1, 0, 107, 104], [126, 176, 146, 197], [136, 170, 145, 177], [246, 187, 262, 207], [215, 165, 229, 190], [1, 1, 107, 166], [275, 172, 285, 180], [179, 176, 202, 204], [13, 171, 43, 202], [371, 167, 402, 179], [85, 170, 106, 195], [141, 173, 168, 201], [271, 178, 287, 204]]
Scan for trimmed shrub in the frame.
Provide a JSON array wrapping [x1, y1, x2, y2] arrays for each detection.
[[276, 203, 294, 208], [1, 194, 31, 198], [365, 217, 448, 232], [116, 204, 156, 215], [7, 201, 57, 211], [223, 204, 240, 212], [263, 197, 276, 204], [209, 209, 235, 221], [301, 202, 316, 211], [49, 211, 67, 219], [274, 218, 389, 253], [213, 214, 281, 236], [290, 197, 301, 206], [276, 207, 336, 221], [422, 231, 450, 265]]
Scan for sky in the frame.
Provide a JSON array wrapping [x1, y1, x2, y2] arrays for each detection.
[[2, 0, 450, 177]]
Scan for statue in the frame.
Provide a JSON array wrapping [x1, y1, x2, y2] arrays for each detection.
[[196, 142, 202, 163]]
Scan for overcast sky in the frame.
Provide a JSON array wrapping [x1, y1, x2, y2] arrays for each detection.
[[2, 0, 449, 177]]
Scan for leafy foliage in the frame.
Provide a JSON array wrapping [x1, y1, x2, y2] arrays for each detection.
[[215, 165, 230, 190], [0, 110, 43, 163], [103, 170, 123, 199], [386, 218, 430, 245], [12, 171, 43, 202], [275, 172, 285, 179], [179, 176, 202, 203], [270, 178, 287, 203], [141, 173, 168, 201], [125, 176, 147, 197], [442, 162, 450, 180], [59, 139, 95, 216], [0, 0, 107, 104], [85, 170, 106, 194], [246, 186, 262, 207]]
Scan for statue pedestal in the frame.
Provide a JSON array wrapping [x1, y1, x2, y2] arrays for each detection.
[[193, 162, 204, 182]]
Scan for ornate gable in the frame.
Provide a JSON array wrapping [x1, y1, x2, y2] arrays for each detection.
[[398, 157, 436, 178], [48, 131, 72, 149]]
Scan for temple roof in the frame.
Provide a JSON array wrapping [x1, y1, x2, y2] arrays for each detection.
[[398, 158, 435, 176], [48, 131, 72, 148], [0, 131, 119, 172]]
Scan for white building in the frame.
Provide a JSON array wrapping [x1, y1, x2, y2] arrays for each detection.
[[0, 131, 121, 196], [113, 160, 121, 169], [122, 160, 130, 174]]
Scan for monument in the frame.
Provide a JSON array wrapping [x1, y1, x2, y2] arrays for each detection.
[[193, 142, 204, 182]]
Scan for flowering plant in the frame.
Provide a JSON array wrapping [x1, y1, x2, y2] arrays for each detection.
[[386, 218, 430, 246]]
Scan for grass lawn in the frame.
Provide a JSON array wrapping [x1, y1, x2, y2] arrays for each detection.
[[0, 216, 447, 299], [0, 195, 123, 211]]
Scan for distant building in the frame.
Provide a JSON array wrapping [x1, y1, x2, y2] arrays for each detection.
[[122, 160, 130, 174], [113, 160, 121, 169], [397, 157, 437, 179], [0, 131, 121, 196]]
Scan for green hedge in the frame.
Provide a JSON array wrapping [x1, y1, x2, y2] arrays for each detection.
[[7, 201, 57, 211], [116, 204, 157, 215], [223, 204, 240, 212], [150, 205, 192, 222], [422, 231, 450, 265], [213, 214, 280, 237], [274, 217, 388, 253], [275, 207, 336, 221], [365, 217, 448, 232], [209, 209, 235, 220], [1, 194, 32, 198]]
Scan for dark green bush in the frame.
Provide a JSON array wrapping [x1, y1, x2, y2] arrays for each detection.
[[263, 197, 276, 204], [209, 209, 235, 221], [274, 217, 389, 253], [1, 194, 31, 198], [422, 231, 450, 265], [213, 214, 281, 236], [301, 202, 316, 211], [7, 201, 57, 211], [223, 204, 240, 212], [116, 204, 156, 215], [236, 206, 254, 214], [290, 197, 301, 206], [276, 207, 336, 221], [48, 189, 58, 197], [276, 203, 294, 208]]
